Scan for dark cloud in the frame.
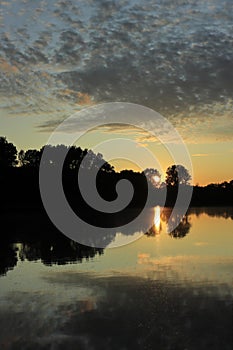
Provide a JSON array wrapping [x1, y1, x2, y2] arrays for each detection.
[[0, 0, 233, 142]]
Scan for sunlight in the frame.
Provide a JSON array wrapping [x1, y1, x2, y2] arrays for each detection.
[[151, 175, 161, 187], [154, 206, 161, 233], [153, 175, 161, 184]]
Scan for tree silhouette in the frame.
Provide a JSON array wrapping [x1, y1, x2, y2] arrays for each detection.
[[0, 240, 18, 276], [143, 168, 161, 187], [18, 150, 26, 167], [23, 149, 42, 167], [166, 164, 191, 186], [0, 136, 17, 169], [64, 145, 84, 170], [0, 134, 232, 209], [168, 214, 191, 239], [80, 149, 115, 173]]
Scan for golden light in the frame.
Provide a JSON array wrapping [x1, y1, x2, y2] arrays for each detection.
[[153, 175, 161, 184], [145, 206, 161, 237], [153, 206, 161, 233]]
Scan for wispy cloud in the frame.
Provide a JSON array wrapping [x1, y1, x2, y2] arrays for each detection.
[[192, 153, 209, 157], [170, 100, 233, 144]]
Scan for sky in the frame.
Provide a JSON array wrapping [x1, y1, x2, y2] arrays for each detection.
[[0, 0, 233, 185]]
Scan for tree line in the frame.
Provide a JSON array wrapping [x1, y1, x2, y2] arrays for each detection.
[[0, 136, 191, 186], [0, 136, 232, 207]]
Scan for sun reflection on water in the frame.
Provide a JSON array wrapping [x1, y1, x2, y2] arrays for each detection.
[[154, 206, 161, 233], [146, 206, 162, 236]]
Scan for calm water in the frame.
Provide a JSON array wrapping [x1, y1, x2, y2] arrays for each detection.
[[0, 207, 232, 350]]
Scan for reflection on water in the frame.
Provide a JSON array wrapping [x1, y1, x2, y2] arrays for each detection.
[[168, 212, 191, 239], [0, 207, 232, 349], [146, 206, 192, 238], [152, 205, 161, 235], [0, 206, 195, 275], [0, 235, 103, 276], [0, 206, 233, 275]]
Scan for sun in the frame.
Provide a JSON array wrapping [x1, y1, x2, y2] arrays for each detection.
[[152, 175, 161, 184]]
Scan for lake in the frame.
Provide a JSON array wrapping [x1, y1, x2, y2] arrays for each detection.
[[0, 207, 232, 349]]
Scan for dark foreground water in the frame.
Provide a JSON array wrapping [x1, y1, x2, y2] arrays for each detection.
[[0, 207, 232, 350]]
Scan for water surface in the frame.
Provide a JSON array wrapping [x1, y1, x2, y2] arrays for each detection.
[[0, 207, 232, 349]]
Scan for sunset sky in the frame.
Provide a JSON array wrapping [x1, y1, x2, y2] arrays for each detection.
[[0, 0, 233, 185]]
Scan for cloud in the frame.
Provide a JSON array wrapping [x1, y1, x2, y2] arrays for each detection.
[[36, 103, 185, 147], [94, 123, 148, 136], [91, 124, 159, 145], [1, 0, 233, 145], [37, 118, 66, 132], [194, 242, 209, 246], [0, 58, 19, 74], [36, 98, 233, 146], [77, 92, 93, 106], [192, 154, 209, 157], [169, 99, 233, 143]]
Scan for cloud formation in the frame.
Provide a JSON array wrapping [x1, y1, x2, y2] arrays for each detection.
[[0, 0, 233, 144]]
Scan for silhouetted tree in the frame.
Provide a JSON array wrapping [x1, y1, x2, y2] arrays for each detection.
[[100, 160, 115, 173], [168, 214, 191, 239], [80, 149, 114, 173], [18, 150, 26, 167], [23, 149, 42, 167], [39, 144, 69, 168], [143, 168, 161, 187], [166, 164, 191, 186], [65, 145, 83, 170], [0, 241, 18, 275], [39, 145, 114, 173], [0, 136, 17, 169]]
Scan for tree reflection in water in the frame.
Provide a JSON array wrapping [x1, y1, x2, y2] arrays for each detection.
[[0, 234, 103, 276], [1, 207, 232, 275], [145, 207, 191, 238], [168, 214, 191, 239], [146, 206, 233, 239]]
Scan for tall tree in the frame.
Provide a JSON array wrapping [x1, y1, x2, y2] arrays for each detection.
[[18, 150, 26, 167], [166, 165, 191, 186], [143, 168, 161, 187], [0, 137, 18, 169], [23, 149, 42, 167]]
